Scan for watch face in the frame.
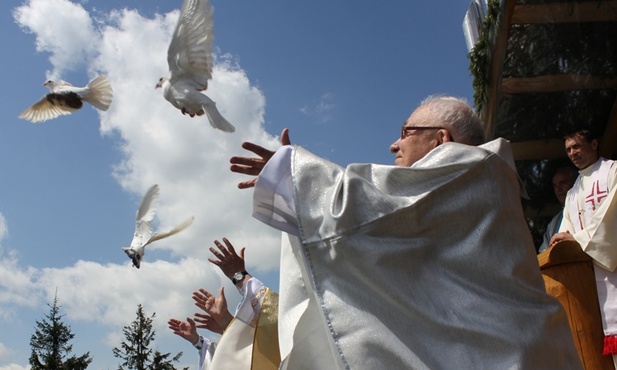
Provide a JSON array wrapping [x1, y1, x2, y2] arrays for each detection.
[[233, 272, 243, 280]]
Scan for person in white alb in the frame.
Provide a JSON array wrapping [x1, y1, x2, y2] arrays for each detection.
[[168, 237, 279, 370], [551, 129, 617, 367], [230, 95, 582, 369]]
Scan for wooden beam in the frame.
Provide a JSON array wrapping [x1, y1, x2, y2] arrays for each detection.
[[512, 1, 617, 24], [600, 97, 617, 158], [502, 75, 617, 94], [511, 138, 566, 160], [483, 0, 517, 140]]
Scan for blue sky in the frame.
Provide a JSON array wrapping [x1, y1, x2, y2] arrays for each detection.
[[0, 1, 476, 369]]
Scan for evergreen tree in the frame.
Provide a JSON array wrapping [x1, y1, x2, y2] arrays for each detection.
[[113, 304, 186, 370], [29, 292, 92, 370]]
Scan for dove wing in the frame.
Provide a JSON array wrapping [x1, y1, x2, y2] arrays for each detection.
[[145, 216, 195, 246], [18, 95, 76, 123], [130, 185, 160, 248], [167, 0, 214, 90]]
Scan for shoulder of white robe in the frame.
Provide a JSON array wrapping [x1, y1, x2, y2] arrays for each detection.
[[479, 138, 529, 199]]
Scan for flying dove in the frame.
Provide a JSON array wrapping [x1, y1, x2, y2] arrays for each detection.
[[155, 0, 235, 133], [123, 184, 194, 269], [19, 75, 113, 123]]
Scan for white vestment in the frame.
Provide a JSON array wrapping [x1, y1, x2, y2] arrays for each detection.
[[560, 158, 617, 356], [254, 139, 582, 369], [197, 277, 280, 370]]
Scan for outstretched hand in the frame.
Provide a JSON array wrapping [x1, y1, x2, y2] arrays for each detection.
[[192, 287, 233, 331], [208, 237, 246, 280], [168, 317, 199, 345], [230, 128, 291, 189], [194, 312, 225, 335]]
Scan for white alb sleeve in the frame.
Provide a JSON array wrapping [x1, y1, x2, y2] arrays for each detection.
[[253, 145, 299, 236], [233, 277, 267, 325]]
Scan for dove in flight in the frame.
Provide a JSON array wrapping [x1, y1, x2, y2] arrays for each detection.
[[155, 0, 235, 133], [19, 75, 113, 123], [123, 184, 195, 269]]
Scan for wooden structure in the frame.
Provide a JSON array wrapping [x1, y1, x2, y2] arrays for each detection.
[[478, 0, 617, 160], [538, 240, 613, 369], [467, 0, 617, 242]]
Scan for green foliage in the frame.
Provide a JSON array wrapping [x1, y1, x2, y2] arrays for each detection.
[[468, 0, 501, 111], [113, 304, 186, 370], [29, 293, 93, 370]]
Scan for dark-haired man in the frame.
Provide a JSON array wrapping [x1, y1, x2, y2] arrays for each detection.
[[552, 129, 617, 366]]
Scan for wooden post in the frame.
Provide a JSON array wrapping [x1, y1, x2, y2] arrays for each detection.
[[538, 240, 614, 369]]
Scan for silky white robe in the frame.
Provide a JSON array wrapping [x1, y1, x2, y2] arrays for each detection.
[[560, 158, 617, 354], [197, 278, 279, 370], [254, 138, 582, 369]]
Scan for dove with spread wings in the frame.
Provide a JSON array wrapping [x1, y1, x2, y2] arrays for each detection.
[[156, 0, 234, 133], [19, 75, 113, 123], [123, 184, 194, 269]]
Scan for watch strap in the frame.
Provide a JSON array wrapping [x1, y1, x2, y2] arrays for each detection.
[[231, 270, 249, 285]]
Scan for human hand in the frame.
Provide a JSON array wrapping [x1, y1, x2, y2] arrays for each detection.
[[208, 237, 246, 280], [193, 312, 225, 335], [549, 231, 575, 247], [230, 128, 291, 189], [168, 317, 199, 345], [193, 287, 233, 330]]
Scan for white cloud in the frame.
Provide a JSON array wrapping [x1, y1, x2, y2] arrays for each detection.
[[0, 364, 30, 370], [0, 248, 40, 320], [0, 213, 6, 241], [5, 0, 282, 356], [12, 0, 283, 267], [0, 343, 11, 361], [300, 92, 337, 123], [13, 0, 98, 79]]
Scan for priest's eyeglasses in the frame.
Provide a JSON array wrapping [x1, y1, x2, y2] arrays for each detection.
[[401, 126, 446, 140]]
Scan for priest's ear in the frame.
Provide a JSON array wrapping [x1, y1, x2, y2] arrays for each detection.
[[437, 129, 455, 144]]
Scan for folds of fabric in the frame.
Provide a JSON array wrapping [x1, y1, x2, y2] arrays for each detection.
[[252, 289, 281, 370], [283, 139, 581, 369], [208, 288, 281, 370]]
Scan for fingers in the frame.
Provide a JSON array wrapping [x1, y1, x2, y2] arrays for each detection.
[[195, 312, 213, 320], [280, 128, 291, 146], [222, 237, 236, 255], [212, 239, 232, 258], [241, 141, 275, 158], [208, 246, 225, 261], [192, 289, 210, 305], [230, 162, 263, 176], [237, 178, 257, 189]]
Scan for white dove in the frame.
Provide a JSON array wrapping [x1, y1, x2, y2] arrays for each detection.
[[19, 75, 113, 123], [155, 0, 235, 133], [123, 184, 194, 269]]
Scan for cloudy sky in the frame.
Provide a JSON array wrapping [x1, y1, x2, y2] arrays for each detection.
[[0, 0, 477, 369]]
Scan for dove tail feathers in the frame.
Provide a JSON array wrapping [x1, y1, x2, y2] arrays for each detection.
[[203, 102, 235, 133], [145, 216, 195, 246], [83, 75, 113, 111]]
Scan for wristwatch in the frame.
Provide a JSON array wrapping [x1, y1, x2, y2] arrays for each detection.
[[231, 270, 249, 285]]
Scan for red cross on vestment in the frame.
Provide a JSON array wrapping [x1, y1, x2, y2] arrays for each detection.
[[585, 180, 608, 211]]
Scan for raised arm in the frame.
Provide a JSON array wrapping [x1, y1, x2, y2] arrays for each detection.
[[167, 317, 200, 345], [192, 287, 234, 333], [230, 128, 291, 189]]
